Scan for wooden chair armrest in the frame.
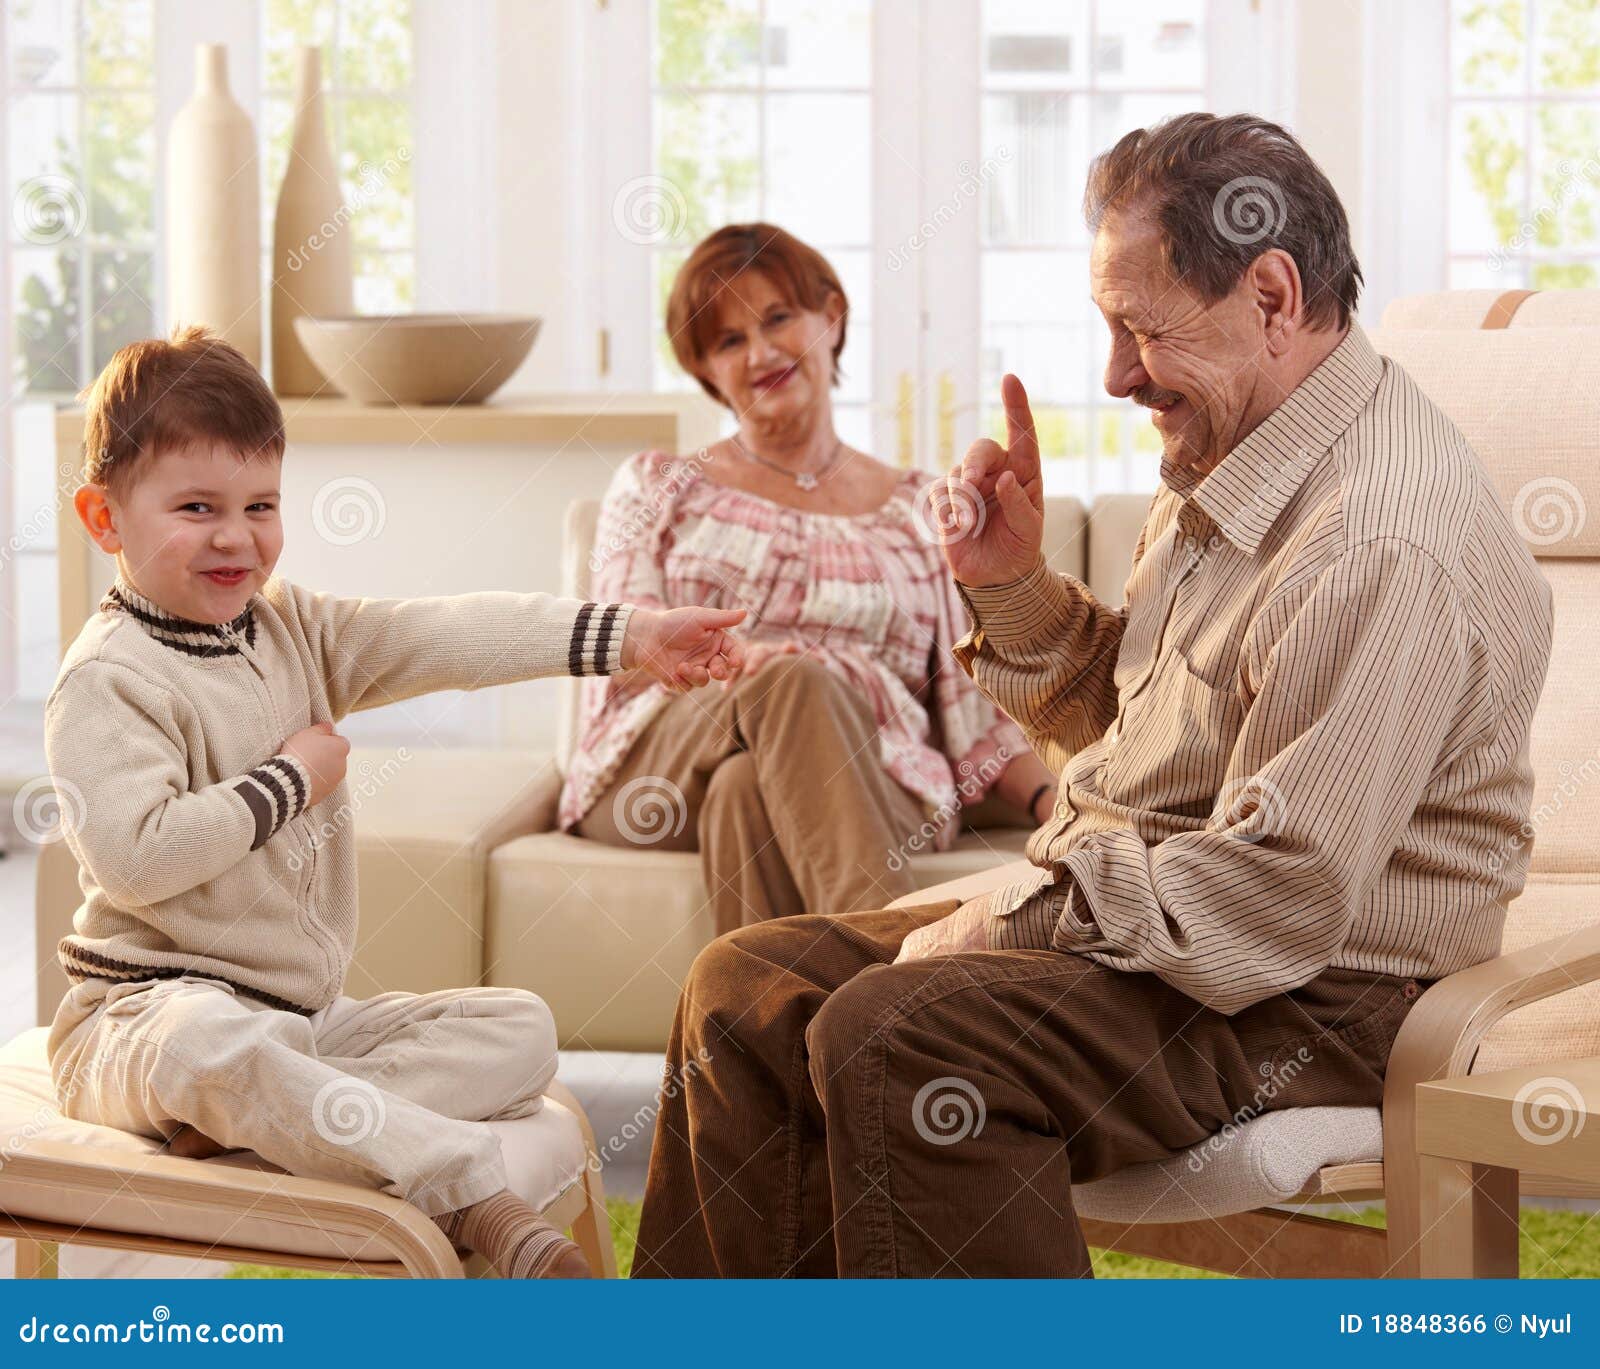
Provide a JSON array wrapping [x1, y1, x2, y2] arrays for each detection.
[[886, 859, 1037, 911], [0, 1139, 461, 1278], [1381, 919, 1600, 1275], [1386, 919, 1600, 1097]]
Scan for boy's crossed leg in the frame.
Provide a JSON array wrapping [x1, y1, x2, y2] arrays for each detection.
[[53, 976, 588, 1277]]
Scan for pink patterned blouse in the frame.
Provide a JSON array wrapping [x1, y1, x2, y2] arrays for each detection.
[[556, 450, 1029, 852]]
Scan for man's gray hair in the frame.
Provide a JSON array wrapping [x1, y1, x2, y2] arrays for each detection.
[[1083, 112, 1363, 332]]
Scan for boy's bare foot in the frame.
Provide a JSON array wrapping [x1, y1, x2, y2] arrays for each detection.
[[166, 1124, 230, 1159]]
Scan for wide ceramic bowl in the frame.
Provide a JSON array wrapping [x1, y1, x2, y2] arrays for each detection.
[[293, 313, 541, 405]]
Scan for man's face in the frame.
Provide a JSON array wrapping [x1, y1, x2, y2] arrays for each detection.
[[1090, 209, 1264, 477], [99, 444, 284, 624]]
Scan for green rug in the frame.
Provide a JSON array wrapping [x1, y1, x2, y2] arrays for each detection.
[[228, 1198, 1600, 1279]]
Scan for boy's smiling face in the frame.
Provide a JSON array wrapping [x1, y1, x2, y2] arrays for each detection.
[[77, 442, 284, 625]]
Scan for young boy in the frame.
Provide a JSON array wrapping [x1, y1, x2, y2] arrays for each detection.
[[44, 326, 745, 1278]]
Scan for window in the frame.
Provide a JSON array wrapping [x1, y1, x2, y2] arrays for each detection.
[[647, 0, 874, 451], [1448, 0, 1600, 288], [8, 0, 157, 395], [980, 0, 1207, 494], [261, 0, 416, 314], [599, 0, 1234, 496], [1, 0, 419, 721], [5, 0, 158, 721]]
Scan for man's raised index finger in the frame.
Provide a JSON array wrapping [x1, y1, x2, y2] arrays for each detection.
[[1001, 373, 1039, 463]]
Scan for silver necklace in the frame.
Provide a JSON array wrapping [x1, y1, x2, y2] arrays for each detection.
[[729, 432, 843, 492]]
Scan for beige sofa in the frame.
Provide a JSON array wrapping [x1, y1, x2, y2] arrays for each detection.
[[33, 492, 1148, 1051]]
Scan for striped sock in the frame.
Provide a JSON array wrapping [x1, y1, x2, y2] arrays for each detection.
[[432, 1189, 590, 1279]]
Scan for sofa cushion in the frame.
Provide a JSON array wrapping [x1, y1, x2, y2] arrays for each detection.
[[337, 746, 558, 999], [1074, 1106, 1382, 1224], [486, 828, 1031, 1052], [0, 1028, 584, 1262]]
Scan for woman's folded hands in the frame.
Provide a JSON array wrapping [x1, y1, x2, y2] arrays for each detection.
[[621, 605, 748, 692]]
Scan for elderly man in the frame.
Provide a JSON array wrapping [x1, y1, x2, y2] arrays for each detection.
[[631, 112, 1553, 1278]]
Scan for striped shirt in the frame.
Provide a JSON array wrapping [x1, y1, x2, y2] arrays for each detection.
[[952, 322, 1554, 1014]]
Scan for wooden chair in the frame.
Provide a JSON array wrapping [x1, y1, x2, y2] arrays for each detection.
[[0, 1026, 617, 1280]]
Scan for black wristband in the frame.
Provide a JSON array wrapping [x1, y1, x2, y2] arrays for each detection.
[[1027, 782, 1053, 822]]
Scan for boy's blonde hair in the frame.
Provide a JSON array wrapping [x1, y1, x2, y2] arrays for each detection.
[[79, 325, 285, 493]]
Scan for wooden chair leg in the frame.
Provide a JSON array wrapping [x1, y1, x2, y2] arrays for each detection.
[[1418, 1154, 1520, 1278], [14, 1239, 60, 1279], [569, 1164, 618, 1278]]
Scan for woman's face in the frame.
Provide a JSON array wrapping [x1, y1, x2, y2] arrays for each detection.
[[698, 271, 843, 424]]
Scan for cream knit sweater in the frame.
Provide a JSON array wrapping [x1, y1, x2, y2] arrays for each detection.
[[47, 576, 633, 1015]]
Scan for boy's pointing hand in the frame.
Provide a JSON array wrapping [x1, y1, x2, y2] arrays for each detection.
[[622, 606, 748, 693]]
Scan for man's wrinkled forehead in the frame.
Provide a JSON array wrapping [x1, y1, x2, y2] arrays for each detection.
[[1089, 209, 1173, 324]]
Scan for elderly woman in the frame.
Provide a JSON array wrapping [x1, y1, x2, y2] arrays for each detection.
[[557, 222, 1057, 933]]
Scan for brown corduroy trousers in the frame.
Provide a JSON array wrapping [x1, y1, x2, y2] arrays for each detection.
[[633, 901, 1424, 1278], [575, 655, 931, 933]]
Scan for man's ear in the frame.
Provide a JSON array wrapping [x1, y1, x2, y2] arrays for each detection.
[[73, 483, 122, 553], [1252, 248, 1301, 355]]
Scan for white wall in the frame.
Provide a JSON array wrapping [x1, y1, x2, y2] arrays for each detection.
[[484, 0, 590, 393]]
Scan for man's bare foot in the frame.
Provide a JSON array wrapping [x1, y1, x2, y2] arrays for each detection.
[[166, 1124, 230, 1159]]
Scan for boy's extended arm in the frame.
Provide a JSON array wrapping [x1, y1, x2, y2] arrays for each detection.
[[45, 661, 313, 907], [282, 582, 635, 719]]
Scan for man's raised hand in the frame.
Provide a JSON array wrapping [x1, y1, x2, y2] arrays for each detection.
[[931, 373, 1045, 588]]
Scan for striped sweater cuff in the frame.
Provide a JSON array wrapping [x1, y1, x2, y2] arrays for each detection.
[[567, 601, 633, 677], [232, 753, 312, 851]]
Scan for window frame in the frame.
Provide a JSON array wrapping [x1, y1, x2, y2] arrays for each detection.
[[1, 0, 487, 712]]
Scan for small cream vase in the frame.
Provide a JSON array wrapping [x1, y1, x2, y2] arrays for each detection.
[[271, 45, 352, 395], [166, 44, 262, 367]]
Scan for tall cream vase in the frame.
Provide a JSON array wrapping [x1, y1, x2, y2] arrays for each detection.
[[271, 45, 352, 396], [166, 44, 261, 366]]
